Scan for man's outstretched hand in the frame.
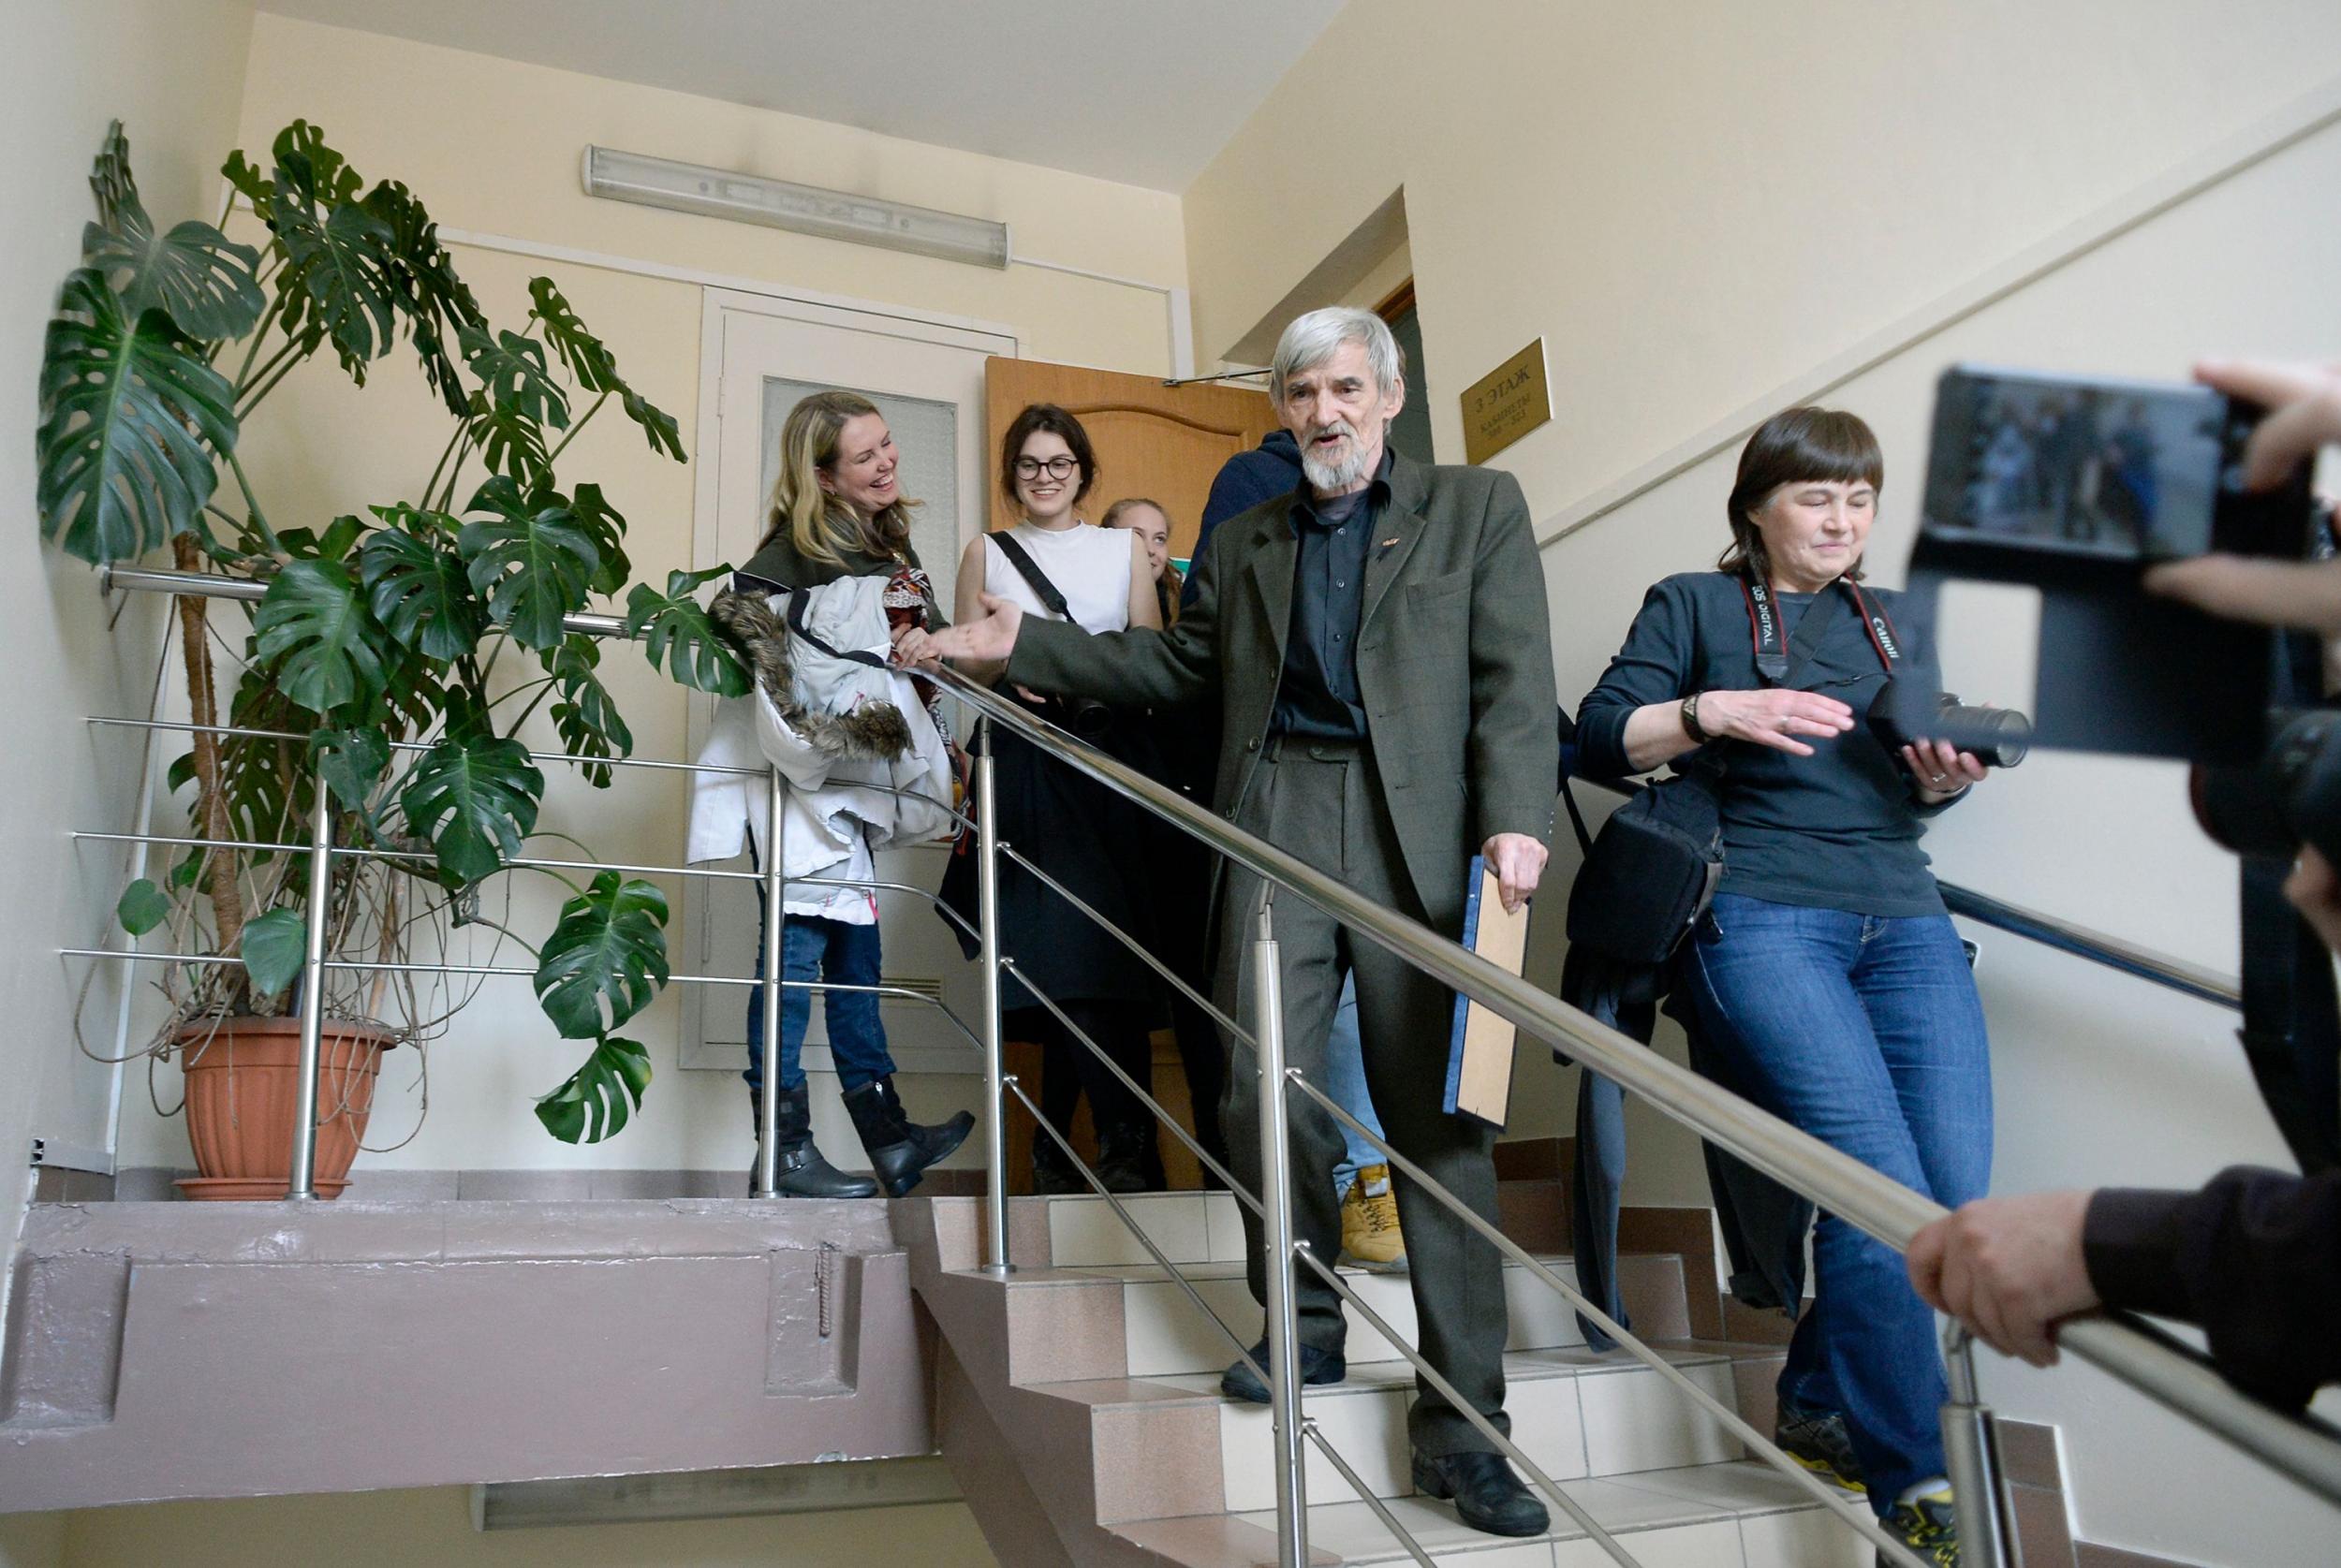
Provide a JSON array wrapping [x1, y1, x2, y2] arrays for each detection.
[[921, 592, 1024, 668]]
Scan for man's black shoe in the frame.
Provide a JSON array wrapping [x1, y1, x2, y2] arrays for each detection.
[[1218, 1340, 1346, 1402], [1411, 1450, 1550, 1538]]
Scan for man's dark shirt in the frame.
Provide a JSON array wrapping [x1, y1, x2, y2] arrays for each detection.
[[1270, 454, 1390, 740]]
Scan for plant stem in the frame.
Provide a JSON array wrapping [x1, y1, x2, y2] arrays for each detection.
[[170, 534, 247, 1003], [236, 348, 306, 420], [541, 389, 609, 472], [505, 681, 557, 734], [224, 449, 283, 557], [435, 434, 476, 515], [419, 421, 466, 513], [230, 298, 290, 398], [486, 677, 554, 711]]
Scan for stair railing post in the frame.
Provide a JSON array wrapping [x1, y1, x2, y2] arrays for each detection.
[[1253, 898, 1308, 1567], [752, 766, 788, 1197], [286, 777, 333, 1201], [1941, 1324, 2023, 1568], [977, 719, 1012, 1274]]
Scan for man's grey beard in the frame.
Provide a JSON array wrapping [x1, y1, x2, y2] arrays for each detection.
[[1299, 421, 1372, 491]]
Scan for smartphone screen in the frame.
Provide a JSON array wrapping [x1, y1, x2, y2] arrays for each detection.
[[1922, 368, 2229, 560]]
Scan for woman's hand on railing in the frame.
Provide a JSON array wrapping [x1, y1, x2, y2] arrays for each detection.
[[1692, 688, 1857, 756], [928, 593, 1023, 666], [1906, 1190, 2100, 1368]]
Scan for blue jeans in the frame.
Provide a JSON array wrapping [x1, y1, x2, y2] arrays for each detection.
[[1684, 893, 1992, 1512], [1324, 975, 1389, 1197], [743, 910, 897, 1101]]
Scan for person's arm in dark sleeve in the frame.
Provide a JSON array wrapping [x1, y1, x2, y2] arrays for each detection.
[[1573, 579, 1697, 781], [2084, 1166, 2341, 1410], [1465, 473, 1560, 844]]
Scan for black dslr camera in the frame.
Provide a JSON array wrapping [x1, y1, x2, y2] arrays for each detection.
[[1911, 363, 2336, 1171], [1867, 677, 2032, 769]]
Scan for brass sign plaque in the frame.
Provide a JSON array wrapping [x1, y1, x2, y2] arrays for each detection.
[[1461, 338, 1551, 465]]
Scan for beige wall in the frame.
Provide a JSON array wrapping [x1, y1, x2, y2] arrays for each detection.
[[1185, 4, 2341, 1564], [0, 0, 258, 1308], [30, 1487, 991, 1568], [108, 13, 1192, 1177]]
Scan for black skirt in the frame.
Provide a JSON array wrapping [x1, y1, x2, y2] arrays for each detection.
[[939, 702, 1168, 1017]]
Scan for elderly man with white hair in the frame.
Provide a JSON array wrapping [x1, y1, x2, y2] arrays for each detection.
[[923, 306, 1558, 1537]]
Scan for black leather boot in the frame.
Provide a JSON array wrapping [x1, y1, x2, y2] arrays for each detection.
[[1411, 1450, 1550, 1538], [749, 1085, 878, 1199], [844, 1077, 976, 1198], [1093, 1118, 1157, 1194]]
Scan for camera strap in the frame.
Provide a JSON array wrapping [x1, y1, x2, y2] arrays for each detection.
[[1742, 577, 1901, 685], [987, 530, 1075, 623]]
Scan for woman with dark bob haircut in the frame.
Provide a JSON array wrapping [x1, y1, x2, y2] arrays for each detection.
[[1574, 406, 1995, 1564], [949, 403, 1165, 1192]]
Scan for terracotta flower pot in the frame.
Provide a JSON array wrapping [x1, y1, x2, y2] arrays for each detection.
[[173, 1016, 394, 1200]]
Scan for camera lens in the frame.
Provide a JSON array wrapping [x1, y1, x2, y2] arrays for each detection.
[[1940, 700, 2032, 769]]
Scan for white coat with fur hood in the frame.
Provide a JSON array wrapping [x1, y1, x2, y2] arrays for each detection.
[[686, 576, 957, 924]]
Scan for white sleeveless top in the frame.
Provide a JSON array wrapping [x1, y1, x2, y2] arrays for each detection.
[[982, 522, 1132, 636]]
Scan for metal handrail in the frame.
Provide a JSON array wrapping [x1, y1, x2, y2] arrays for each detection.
[[86, 566, 2337, 1551], [929, 665, 2341, 1513]]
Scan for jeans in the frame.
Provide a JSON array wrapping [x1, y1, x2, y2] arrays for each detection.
[[743, 905, 897, 1101], [1683, 892, 1992, 1512], [1323, 975, 1389, 1198]]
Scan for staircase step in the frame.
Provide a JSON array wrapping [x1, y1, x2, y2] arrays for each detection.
[[1218, 1458, 1871, 1567], [1038, 1189, 1249, 1268]]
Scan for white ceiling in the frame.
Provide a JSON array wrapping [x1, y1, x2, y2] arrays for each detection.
[[254, 0, 1347, 192]]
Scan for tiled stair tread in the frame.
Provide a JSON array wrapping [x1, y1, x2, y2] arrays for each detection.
[[1228, 1461, 1857, 1560], [1118, 1344, 1737, 1401], [1053, 1252, 1578, 1283]]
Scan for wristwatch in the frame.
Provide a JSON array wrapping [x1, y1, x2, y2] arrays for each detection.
[[1680, 691, 1710, 744]]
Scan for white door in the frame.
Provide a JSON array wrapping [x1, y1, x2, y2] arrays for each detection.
[[680, 287, 1015, 1083]]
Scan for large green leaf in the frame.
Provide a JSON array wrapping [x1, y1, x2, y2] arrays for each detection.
[[544, 636, 634, 788], [526, 276, 684, 462], [265, 123, 395, 379], [399, 732, 543, 886], [360, 512, 484, 659], [533, 871, 670, 1039], [625, 566, 753, 696], [535, 1035, 652, 1144], [36, 269, 238, 564], [567, 482, 631, 596], [252, 560, 397, 715], [465, 393, 552, 486], [117, 878, 171, 937], [240, 906, 307, 1002], [308, 725, 390, 812], [83, 123, 264, 341], [362, 180, 483, 418], [457, 476, 596, 651], [459, 323, 568, 430]]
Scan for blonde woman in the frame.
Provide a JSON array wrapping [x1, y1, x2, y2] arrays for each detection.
[[726, 389, 974, 1198]]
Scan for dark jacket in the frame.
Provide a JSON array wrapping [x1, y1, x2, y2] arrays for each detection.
[[739, 529, 944, 624], [2086, 1168, 2341, 1411], [1009, 448, 1558, 933], [1183, 431, 1303, 610]]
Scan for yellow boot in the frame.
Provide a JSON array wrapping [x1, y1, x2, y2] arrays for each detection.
[[1338, 1164, 1407, 1272]]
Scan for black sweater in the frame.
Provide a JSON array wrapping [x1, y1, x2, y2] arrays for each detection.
[[1575, 571, 1959, 918]]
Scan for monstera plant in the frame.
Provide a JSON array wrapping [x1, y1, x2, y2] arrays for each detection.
[[37, 121, 752, 1152]]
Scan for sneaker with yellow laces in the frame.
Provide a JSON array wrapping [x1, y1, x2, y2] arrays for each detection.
[[1876, 1486, 1958, 1567], [1338, 1164, 1407, 1272]]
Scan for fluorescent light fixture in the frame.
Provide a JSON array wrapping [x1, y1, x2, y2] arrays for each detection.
[[582, 145, 1009, 270]]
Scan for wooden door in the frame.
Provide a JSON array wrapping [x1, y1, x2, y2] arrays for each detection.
[[984, 359, 1278, 560]]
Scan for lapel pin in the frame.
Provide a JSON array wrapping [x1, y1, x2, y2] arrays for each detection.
[[1378, 536, 1400, 550]]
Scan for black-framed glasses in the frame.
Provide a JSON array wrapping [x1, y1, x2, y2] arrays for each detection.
[[1013, 456, 1080, 480]]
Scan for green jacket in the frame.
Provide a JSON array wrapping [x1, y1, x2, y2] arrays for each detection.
[[1006, 449, 1557, 931]]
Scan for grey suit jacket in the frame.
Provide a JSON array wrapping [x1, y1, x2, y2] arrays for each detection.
[[1006, 449, 1556, 932]]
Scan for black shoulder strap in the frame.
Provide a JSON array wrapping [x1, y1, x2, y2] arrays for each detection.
[[987, 530, 1072, 621], [783, 584, 890, 669]]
